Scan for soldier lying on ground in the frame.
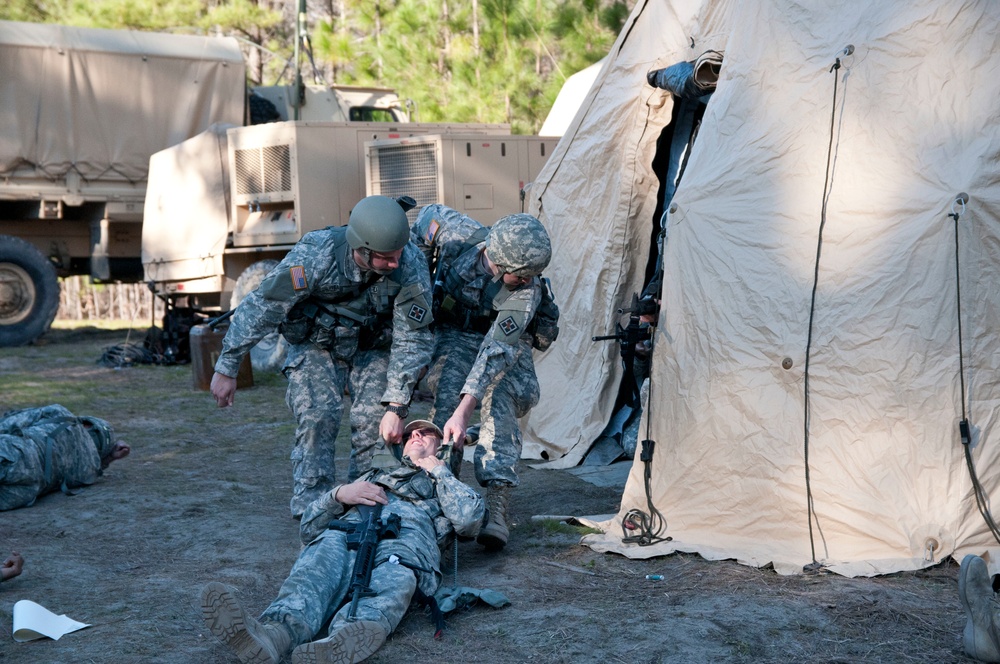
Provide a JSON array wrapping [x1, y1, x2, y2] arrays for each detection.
[[201, 419, 485, 664], [0, 405, 130, 511], [1, 552, 24, 583]]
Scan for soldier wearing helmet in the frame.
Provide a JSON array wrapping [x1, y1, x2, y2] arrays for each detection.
[[410, 204, 558, 551], [211, 196, 435, 517]]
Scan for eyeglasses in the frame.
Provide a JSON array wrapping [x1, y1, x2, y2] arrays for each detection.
[[405, 427, 441, 441]]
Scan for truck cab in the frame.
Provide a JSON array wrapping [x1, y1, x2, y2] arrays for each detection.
[[250, 84, 410, 123]]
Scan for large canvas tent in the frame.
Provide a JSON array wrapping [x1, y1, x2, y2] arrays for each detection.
[[522, 0, 1000, 576]]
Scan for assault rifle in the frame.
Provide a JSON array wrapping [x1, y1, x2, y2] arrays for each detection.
[[593, 293, 657, 407], [328, 503, 402, 621]]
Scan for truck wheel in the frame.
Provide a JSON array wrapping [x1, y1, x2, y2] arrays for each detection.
[[0, 235, 60, 347], [232, 260, 288, 373]]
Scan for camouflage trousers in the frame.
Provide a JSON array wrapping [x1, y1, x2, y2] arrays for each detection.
[[0, 437, 43, 511], [260, 530, 417, 646], [428, 326, 540, 487], [284, 344, 391, 516]]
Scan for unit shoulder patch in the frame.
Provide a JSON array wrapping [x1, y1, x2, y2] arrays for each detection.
[[408, 303, 428, 324], [498, 315, 520, 336]]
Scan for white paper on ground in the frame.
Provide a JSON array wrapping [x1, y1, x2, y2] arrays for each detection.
[[12, 600, 91, 642]]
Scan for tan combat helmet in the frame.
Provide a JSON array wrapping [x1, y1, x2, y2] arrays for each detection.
[[485, 214, 552, 277]]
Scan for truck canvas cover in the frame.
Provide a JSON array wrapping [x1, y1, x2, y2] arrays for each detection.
[[0, 20, 245, 182]]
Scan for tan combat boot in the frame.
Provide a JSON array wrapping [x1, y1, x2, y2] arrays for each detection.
[[291, 619, 388, 664], [201, 582, 293, 664], [959, 554, 1000, 663], [477, 484, 513, 550]]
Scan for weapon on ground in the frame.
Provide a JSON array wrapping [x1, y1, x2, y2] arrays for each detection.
[[327, 503, 402, 621]]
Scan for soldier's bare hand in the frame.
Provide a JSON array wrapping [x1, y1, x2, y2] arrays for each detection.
[[442, 416, 467, 447], [210, 372, 237, 408], [335, 481, 388, 507], [379, 411, 404, 444], [413, 456, 444, 473]]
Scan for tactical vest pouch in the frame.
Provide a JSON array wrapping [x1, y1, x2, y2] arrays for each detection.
[[307, 306, 358, 360], [436, 299, 494, 335], [529, 277, 560, 352], [328, 326, 360, 360], [279, 302, 318, 345], [358, 326, 392, 352]]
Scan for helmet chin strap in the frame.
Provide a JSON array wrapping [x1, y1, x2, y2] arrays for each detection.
[[481, 250, 505, 283]]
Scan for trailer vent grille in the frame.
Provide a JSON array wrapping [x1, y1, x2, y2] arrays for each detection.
[[234, 145, 291, 196], [369, 143, 437, 223]]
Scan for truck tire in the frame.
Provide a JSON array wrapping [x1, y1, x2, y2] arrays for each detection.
[[0, 235, 60, 347], [232, 260, 288, 373]]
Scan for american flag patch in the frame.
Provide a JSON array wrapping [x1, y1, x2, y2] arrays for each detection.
[[290, 265, 308, 291], [424, 218, 440, 244], [408, 303, 427, 323], [498, 316, 519, 335]]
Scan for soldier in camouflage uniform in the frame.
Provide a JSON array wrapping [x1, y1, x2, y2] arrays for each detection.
[[200, 419, 484, 664], [411, 205, 556, 551], [211, 196, 435, 517], [0, 404, 130, 511]]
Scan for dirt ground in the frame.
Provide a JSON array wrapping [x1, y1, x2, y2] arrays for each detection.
[[0, 326, 979, 663]]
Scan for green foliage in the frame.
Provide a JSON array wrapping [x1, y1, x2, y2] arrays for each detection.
[[2, 0, 633, 132], [290, 0, 630, 131], [0, 0, 50, 22]]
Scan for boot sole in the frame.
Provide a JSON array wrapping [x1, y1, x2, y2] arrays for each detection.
[[292, 620, 387, 664], [201, 582, 276, 664]]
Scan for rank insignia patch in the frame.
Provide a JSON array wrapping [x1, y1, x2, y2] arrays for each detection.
[[290, 265, 308, 291], [498, 316, 519, 336], [408, 303, 427, 323]]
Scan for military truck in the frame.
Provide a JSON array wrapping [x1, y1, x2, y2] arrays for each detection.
[[0, 19, 410, 347], [0, 20, 247, 346]]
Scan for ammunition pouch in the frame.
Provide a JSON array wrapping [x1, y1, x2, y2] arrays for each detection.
[[357, 319, 393, 352], [280, 300, 392, 360], [279, 302, 318, 345], [527, 317, 559, 351], [435, 295, 495, 335], [527, 277, 560, 352]]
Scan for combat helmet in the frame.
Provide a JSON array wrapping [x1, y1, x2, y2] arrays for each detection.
[[79, 416, 116, 459], [346, 195, 411, 252], [485, 214, 552, 277]]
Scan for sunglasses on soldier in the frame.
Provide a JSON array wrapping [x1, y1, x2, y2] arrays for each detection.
[[404, 427, 441, 442]]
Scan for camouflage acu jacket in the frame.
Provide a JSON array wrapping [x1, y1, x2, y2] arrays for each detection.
[[299, 458, 485, 596]]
